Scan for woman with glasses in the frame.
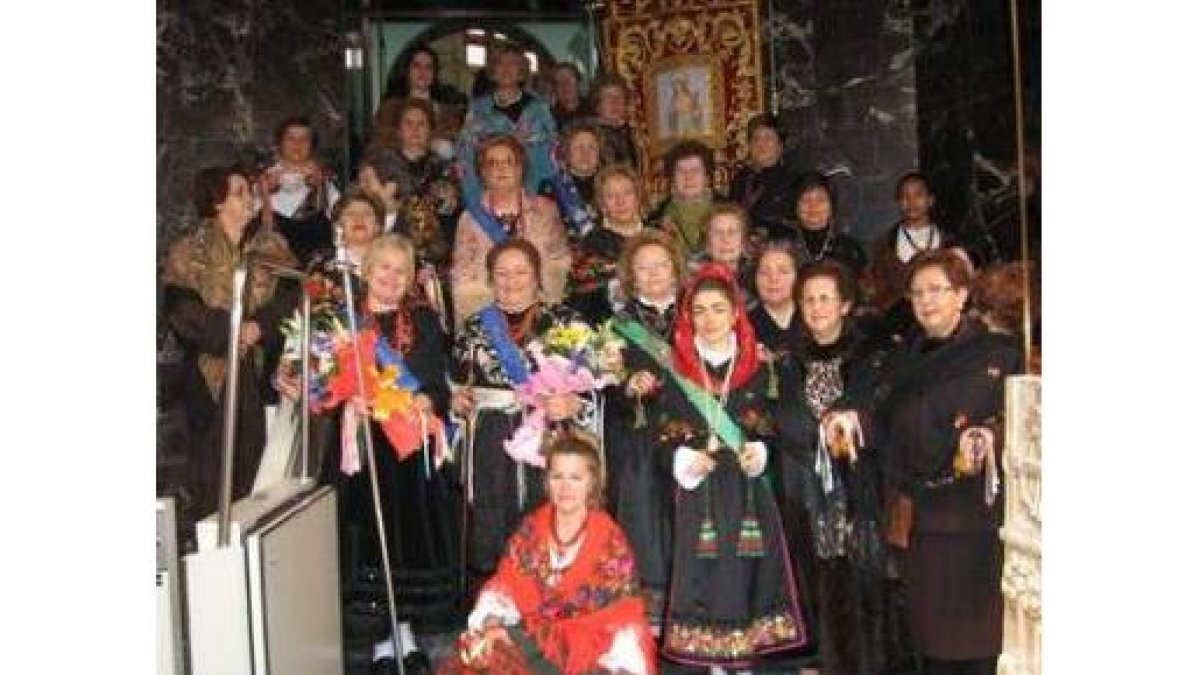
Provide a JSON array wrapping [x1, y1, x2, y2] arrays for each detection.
[[449, 133, 570, 330], [874, 249, 1021, 675], [605, 229, 686, 630], [773, 260, 894, 675]]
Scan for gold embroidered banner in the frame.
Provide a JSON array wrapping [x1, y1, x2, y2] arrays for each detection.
[[602, 0, 765, 200]]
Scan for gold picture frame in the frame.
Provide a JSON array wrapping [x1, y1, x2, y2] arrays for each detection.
[[643, 55, 727, 157]]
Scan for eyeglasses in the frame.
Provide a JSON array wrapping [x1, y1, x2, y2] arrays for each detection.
[[801, 294, 841, 307], [484, 157, 519, 170], [908, 285, 955, 301]]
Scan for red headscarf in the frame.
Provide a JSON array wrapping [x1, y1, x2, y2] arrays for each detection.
[[672, 262, 760, 390]]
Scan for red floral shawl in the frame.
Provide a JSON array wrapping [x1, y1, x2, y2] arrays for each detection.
[[482, 504, 657, 674]]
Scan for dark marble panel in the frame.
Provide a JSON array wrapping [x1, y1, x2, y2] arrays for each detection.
[[912, 0, 1039, 263], [767, 0, 919, 248], [157, 0, 345, 259]]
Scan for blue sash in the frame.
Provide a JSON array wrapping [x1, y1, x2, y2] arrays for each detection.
[[550, 165, 596, 239], [479, 304, 531, 386], [465, 200, 511, 245], [374, 336, 422, 390]]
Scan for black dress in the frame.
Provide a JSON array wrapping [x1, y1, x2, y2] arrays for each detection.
[[451, 303, 595, 580], [328, 304, 460, 629], [655, 360, 808, 668], [773, 321, 895, 675], [566, 226, 635, 324], [875, 318, 1021, 663], [749, 304, 804, 357], [604, 299, 678, 624]]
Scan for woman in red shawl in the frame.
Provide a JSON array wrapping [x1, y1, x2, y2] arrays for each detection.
[[653, 263, 809, 669], [440, 436, 656, 675]]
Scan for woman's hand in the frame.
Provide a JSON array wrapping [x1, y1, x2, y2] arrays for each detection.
[[756, 343, 774, 364], [451, 387, 475, 417], [688, 452, 716, 480], [738, 442, 768, 477], [351, 395, 369, 417], [624, 370, 660, 398], [543, 393, 583, 422]]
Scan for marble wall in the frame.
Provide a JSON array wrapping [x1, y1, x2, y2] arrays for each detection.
[[767, 0, 919, 247], [766, 0, 1038, 259], [156, 0, 345, 258], [911, 0, 1040, 262], [155, 0, 1038, 259]]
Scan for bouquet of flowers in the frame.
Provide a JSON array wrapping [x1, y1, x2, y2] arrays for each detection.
[[503, 320, 626, 467], [280, 280, 447, 472]]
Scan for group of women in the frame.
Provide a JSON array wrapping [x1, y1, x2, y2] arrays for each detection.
[[162, 39, 1034, 675]]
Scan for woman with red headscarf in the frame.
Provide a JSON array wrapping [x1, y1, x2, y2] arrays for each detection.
[[649, 263, 809, 670]]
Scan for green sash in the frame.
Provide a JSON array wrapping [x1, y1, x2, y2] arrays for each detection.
[[613, 319, 746, 450]]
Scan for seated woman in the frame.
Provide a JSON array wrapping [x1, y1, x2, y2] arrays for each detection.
[[440, 436, 656, 675]]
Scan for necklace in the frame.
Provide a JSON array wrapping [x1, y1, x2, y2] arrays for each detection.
[[552, 510, 588, 552], [798, 226, 835, 262], [362, 298, 414, 352], [486, 191, 524, 236], [697, 341, 737, 453], [493, 88, 522, 108]]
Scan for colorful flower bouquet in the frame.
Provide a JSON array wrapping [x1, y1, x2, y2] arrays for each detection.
[[502, 320, 626, 467], [280, 281, 447, 473]]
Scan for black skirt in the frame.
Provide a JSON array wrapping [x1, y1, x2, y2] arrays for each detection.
[[662, 451, 809, 668]]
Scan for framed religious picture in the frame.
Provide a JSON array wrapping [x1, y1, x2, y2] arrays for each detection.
[[644, 55, 726, 156]]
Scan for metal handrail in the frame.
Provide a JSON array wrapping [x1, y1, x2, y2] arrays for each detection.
[[217, 256, 313, 548]]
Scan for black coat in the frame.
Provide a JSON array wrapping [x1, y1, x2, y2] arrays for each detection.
[[730, 161, 803, 242], [771, 322, 895, 674], [873, 318, 1021, 660]]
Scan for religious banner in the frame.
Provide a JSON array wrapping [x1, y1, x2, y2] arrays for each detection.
[[602, 0, 766, 200]]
